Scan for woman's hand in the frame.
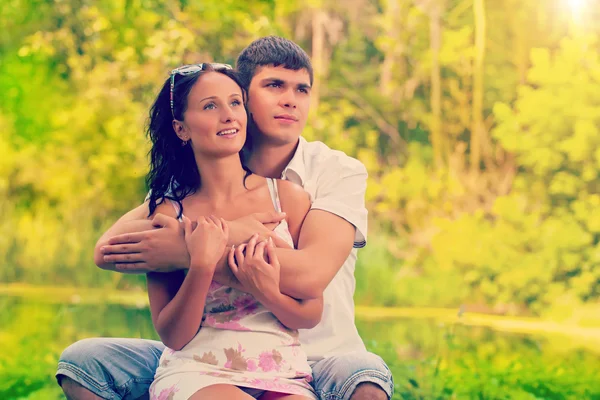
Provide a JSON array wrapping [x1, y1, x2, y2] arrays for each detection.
[[228, 234, 281, 300], [226, 211, 286, 246], [183, 215, 229, 271]]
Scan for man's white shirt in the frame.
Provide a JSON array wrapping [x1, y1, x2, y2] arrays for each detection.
[[282, 136, 368, 362], [155, 136, 368, 361]]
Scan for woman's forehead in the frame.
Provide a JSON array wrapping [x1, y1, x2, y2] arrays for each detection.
[[189, 72, 243, 100]]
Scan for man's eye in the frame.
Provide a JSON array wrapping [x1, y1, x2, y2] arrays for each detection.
[[267, 83, 282, 88], [298, 88, 308, 94]]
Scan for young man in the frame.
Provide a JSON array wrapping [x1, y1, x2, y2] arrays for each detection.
[[57, 36, 394, 400]]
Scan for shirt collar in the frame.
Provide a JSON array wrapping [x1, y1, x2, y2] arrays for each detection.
[[282, 136, 307, 185]]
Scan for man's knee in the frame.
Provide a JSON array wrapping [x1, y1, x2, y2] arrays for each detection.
[[57, 337, 162, 400], [349, 382, 388, 400], [59, 338, 109, 369], [60, 376, 104, 400], [311, 351, 394, 400], [57, 337, 111, 389], [57, 338, 116, 399]]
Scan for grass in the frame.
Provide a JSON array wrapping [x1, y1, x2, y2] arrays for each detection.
[[1, 287, 599, 399]]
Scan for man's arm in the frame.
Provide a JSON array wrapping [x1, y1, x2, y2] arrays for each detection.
[[96, 203, 190, 273], [221, 213, 356, 299], [272, 157, 368, 299], [94, 202, 153, 271], [229, 236, 324, 329], [231, 181, 325, 328], [273, 210, 356, 299], [101, 211, 285, 274], [221, 159, 368, 300]]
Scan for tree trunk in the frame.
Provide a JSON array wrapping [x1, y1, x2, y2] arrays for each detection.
[[470, 0, 486, 174], [380, 0, 400, 96], [430, 3, 443, 169]]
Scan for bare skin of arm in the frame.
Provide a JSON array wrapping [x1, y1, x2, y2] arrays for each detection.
[[230, 236, 324, 329], [102, 162, 362, 301], [147, 268, 212, 351], [94, 200, 190, 273], [99, 211, 283, 273], [94, 202, 154, 271], [222, 184, 356, 300], [92, 201, 209, 349], [228, 180, 323, 329], [147, 206, 229, 351], [101, 202, 356, 299], [270, 210, 355, 300]]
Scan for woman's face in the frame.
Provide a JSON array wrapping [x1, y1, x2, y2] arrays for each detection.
[[177, 71, 247, 158]]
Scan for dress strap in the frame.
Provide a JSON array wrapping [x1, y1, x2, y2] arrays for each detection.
[[266, 178, 282, 212], [168, 199, 184, 222]]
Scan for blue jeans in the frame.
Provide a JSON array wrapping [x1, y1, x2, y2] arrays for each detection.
[[56, 338, 394, 400]]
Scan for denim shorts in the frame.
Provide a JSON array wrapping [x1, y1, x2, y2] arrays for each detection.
[[56, 338, 394, 400]]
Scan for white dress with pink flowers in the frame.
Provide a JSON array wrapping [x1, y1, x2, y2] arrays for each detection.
[[149, 178, 317, 400]]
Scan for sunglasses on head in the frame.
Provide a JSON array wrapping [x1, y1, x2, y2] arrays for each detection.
[[170, 63, 233, 119]]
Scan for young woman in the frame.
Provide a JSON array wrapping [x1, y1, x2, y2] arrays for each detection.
[[96, 64, 322, 400]]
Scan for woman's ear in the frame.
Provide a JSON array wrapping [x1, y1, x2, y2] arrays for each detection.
[[172, 120, 188, 141]]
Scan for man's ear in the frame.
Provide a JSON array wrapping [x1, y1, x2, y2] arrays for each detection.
[[172, 120, 188, 141]]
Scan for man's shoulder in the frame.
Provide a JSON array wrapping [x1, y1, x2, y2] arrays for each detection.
[[301, 138, 367, 176]]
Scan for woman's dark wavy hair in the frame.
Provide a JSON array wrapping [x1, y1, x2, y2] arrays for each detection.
[[145, 66, 251, 218]]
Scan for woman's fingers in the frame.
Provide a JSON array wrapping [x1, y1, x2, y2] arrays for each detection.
[[245, 234, 259, 259], [265, 237, 280, 268], [254, 240, 268, 262], [228, 245, 238, 276], [182, 215, 192, 237], [220, 218, 229, 237], [234, 243, 247, 268], [208, 214, 220, 227]]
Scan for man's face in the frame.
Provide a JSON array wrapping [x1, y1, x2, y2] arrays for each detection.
[[247, 65, 311, 146]]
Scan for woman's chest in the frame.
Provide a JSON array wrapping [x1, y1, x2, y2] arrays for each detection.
[[180, 191, 276, 221]]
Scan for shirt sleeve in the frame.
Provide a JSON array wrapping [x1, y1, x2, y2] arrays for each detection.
[[310, 155, 368, 248]]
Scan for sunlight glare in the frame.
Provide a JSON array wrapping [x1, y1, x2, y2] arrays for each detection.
[[567, 0, 586, 15]]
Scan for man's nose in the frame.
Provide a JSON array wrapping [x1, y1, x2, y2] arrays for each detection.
[[279, 88, 297, 109]]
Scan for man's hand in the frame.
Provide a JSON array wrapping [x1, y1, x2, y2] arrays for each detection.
[[101, 213, 190, 273], [226, 211, 286, 246], [212, 211, 288, 289], [228, 234, 281, 300]]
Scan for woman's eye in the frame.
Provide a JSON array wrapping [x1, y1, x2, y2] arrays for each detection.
[[204, 103, 216, 110], [232, 100, 241, 106]]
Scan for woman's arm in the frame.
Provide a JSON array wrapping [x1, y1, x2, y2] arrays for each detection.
[[258, 291, 323, 330], [230, 237, 324, 329], [229, 180, 324, 330], [147, 268, 213, 351], [146, 205, 228, 350]]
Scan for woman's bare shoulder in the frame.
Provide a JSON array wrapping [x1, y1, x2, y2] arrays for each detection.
[[149, 199, 180, 220]]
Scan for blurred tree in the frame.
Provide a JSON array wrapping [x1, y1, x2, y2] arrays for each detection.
[[1, 0, 600, 318]]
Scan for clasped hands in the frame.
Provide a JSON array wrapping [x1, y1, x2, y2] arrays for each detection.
[[100, 212, 287, 296]]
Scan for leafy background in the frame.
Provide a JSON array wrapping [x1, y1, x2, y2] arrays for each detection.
[[2, 0, 600, 399]]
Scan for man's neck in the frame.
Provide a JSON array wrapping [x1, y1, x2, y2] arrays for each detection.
[[248, 138, 300, 179]]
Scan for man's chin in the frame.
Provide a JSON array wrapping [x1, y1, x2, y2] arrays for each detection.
[[261, 130, 301, 146]]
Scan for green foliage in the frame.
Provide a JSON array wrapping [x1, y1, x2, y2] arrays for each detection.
[[1, 0, 600, 320], [2, 297, 599, 399], [359, 319, 600, 400]]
